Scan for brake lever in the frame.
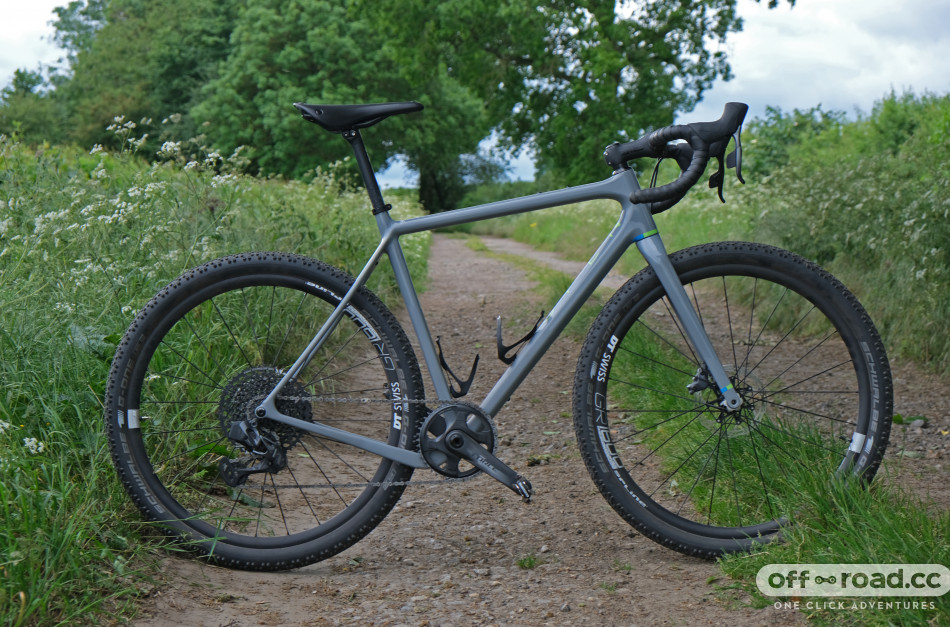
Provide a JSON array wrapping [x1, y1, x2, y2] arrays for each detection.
[[726, 128, 744, 184], [709, 155, 726, 202], [707, 127, 746, 202]]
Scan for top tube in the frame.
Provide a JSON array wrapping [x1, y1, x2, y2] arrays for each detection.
[[384, 169, 641, 238]]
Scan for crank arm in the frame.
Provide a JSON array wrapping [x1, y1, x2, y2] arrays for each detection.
[[444, 429, 533, 502]]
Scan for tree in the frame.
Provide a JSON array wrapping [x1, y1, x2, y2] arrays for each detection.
[[0, 70, 68, 142], [193, 0, 491, 210], [50, 0, 237, 147], [368, 0, 793, 185]]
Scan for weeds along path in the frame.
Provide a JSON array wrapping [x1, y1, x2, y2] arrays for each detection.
[[131, 234, 816, 626]]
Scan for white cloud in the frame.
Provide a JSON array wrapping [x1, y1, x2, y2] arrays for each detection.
[[688, 0, 950, 123], [0, 1, 64, 88]]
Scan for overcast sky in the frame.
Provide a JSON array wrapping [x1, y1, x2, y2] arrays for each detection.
[[3, 0, 950, 183]]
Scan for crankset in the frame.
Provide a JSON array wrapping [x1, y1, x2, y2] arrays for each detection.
[[420, 402, 533, 502]]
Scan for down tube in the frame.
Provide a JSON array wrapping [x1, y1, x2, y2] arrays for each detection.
[[479, 216, 638, 417]]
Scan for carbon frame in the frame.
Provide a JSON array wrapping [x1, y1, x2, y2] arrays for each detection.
[[256, 166, 742, 469]]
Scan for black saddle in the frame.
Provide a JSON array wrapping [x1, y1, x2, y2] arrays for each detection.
[[293, 101, 423, 133]]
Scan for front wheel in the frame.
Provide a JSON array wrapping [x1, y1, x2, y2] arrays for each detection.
[[105, 252, 424, 570], [572, 242, 892, 558]]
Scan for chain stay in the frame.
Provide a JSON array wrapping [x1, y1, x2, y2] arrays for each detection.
[[244, 392, 473, 490]]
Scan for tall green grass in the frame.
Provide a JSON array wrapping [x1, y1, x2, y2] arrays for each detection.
[[739, 92, 950, 373], [0, 129, 427, 625], [718, 477, 950, 625]]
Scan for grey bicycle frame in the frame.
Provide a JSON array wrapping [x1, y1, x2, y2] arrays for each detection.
[[257, 167, 742, 468]]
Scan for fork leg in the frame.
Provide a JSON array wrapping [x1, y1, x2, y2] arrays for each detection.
[[636, 233, 744, 412]]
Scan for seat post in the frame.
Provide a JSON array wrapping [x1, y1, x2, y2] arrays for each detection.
[[341, 129, 390, 215]]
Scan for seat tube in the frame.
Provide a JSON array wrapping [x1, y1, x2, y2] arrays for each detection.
[[636, 233, 743, 412], [384, 235, 454, 401]]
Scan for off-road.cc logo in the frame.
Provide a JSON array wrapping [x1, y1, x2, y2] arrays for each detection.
[[757, 564, 949, 597]]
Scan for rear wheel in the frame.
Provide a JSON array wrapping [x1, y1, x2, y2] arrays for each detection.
[[106, 252, 424, 570], [573, 242, 892, 557]]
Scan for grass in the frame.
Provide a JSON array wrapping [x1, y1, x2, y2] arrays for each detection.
[[718, 476, 950, 625], [516, 553, 539, 569], [0, 130, 428, 626]]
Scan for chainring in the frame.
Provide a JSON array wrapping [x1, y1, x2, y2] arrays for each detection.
[[419, 401, 497, 478]]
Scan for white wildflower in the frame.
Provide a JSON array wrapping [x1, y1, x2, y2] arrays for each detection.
[[128, 134, 149, 150], [211, 173, 237, 188], [144, 182, 166, 196], [0, 419, 11, 434], [89, 144, 105, 155], [23, 437, 46, 454], [158, 141, 181, 157]]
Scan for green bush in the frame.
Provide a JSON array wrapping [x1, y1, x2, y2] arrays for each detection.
[[0, 131, 427, 626], [741, 92, 950, 372]]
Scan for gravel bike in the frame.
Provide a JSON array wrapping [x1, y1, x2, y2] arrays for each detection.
[[105, 100, 893, 571]]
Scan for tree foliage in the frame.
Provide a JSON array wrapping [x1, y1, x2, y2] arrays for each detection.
[[5, 0, 793, 208], [370, 0, 790, 185]]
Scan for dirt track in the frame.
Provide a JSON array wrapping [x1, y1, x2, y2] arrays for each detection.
[[131, 234, 947, 626]]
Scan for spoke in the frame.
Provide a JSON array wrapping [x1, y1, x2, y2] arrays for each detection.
[[757, 397, 854, 426], [723, 429, 742, 525], [308, 355, 384, 389], [154, 434, 230, 467], [240, 288, 265, 365], [616, 344, 696, 378], [264, 285, 276, 362], [613, 405, 710, 443], [627, 411, 706, 468], [648, 419, 720, 500], [759, 359, 855, 400], [145, 399, 219, 406], [756, 418, 845, 456], [267, 472, 291, 536], [145, 424, 220, 437], [284, 463, 323, 525], [658, 297, 700, 365], [273, 289, 310, 367], [745, 303, 819, 381], [720, 275, 740, 375], [254, 480, 267, 537], [759, 328, 840, 390], [747, 421, 777, 521], [210, 296, 253, 368], [630, 318, 698, 370], [305, 325, 365, 386], [312, 385, 388, 398], [608, 375, 705, 407], [182, 314, 229, 386], [298, 439, 360, 507], [673, 422, 725, 520], [158, 340, 225, 391], [740, 277, 760, 375]]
